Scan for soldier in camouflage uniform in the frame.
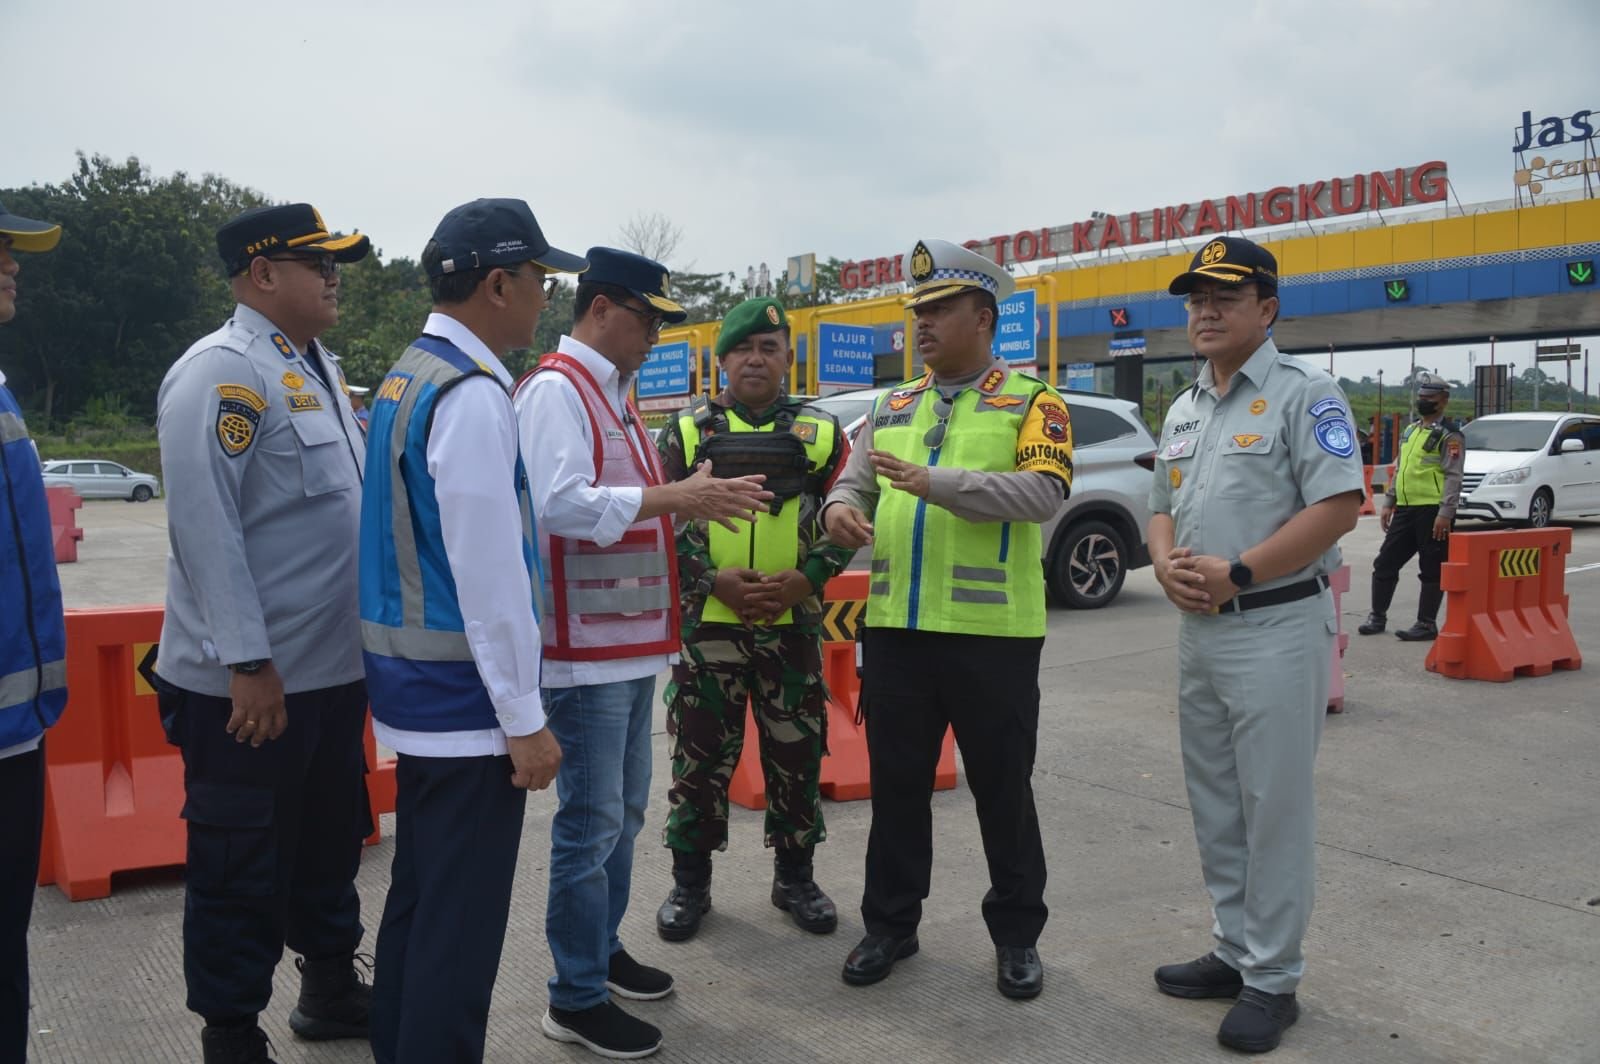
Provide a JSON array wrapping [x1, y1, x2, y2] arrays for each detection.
[[654, 297, 852, 942]]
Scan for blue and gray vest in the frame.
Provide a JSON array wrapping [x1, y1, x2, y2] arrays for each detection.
[[1, 384, 67, 748], [359, 335, 540, 732]]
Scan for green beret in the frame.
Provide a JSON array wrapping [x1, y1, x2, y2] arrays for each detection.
[[716, 297, 789, 358]]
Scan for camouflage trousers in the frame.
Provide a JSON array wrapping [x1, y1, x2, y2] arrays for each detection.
[[663, 623, 828, 855]]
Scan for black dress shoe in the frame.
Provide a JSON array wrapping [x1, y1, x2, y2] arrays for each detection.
[[1217, 987, 1299, 1053], [1154, 951, 1244, 999], [656, 884, 710, 942], [771, 868, 838, 934], [1356, 613, 1386, 635], [995, 945, 1042, 999], [1394, 620, 1438, 641], [841, 933, 918, 986]]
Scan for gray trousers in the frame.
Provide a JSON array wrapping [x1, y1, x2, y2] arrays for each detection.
[[1177, 590, 1334, 994]]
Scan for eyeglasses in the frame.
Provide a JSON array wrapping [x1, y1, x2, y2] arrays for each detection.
[[923, 394, 954, 449], [509, 266, 558, 300], [1185, 289, 1260, 313], [269, 254, 338, 281], [612, 299, 665, 337]]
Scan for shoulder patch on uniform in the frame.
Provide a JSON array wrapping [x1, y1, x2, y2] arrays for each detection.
[[285, 393, 323, 412], [978, 368, 1007, 394], [790, 420, 818, 443], [1308, 397, 1347, 419], [1314, 414, 1357, 457], [216, 387, 265, 457], [1035, 398, 1070, 442], [1447, 437, 1463, 460], [269, 332, 296, 360], [215, 383, 266, 411]]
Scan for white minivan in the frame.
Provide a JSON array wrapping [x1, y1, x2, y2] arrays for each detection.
[[1455, 412, 1600, 527]]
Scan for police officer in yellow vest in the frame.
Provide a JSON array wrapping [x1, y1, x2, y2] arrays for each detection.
[[1358, 371, 1464, 641], [654, 297, 852, 942], [824, 239, 1071, 1001]]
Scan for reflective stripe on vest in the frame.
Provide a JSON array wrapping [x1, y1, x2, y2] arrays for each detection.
[[678, 405, 836, 626], [0, 659, 66, 712], [531, 354, 680, 661], [866, 367, 1048, 637], [0, 411, 28, 444], [359, 336, 539, 733]]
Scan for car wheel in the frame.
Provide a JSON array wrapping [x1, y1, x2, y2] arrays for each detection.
[[1524, 488, 1553, 529], [131, 484, 153, 502], [1048, 519, 1127, 609]]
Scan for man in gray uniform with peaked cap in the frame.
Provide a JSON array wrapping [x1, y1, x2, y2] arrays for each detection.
[[1147, 237, 1363, 1055]]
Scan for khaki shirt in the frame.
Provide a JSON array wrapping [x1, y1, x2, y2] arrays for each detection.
[[156, 304, 366, 697], [1150, 339, 1364, 592]]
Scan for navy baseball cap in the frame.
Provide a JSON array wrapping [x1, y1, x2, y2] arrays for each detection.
[[0, 199, 62, 253], [217, 203, 370, 276], [423, 198, 587, 279], [1169, 236, 1279, 295], [581, 247, 687, 324]]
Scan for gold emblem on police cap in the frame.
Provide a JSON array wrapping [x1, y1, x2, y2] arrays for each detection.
[[765, 305, 781, 325], [910, 241, 934, 283], [1200, 240, 1227, 265]]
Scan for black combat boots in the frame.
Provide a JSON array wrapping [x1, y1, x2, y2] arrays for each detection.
[[657, 851, 712, 941], [287, 953, 371, 1041], [772, 847, 837, 934], [200, 1021, 277, 1064]]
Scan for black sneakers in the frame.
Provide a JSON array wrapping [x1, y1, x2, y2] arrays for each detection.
[[605, 949, 675, 1001], [1394, 620, 1439, 641], [200, 1023, 277, 1064], [543, 1001, 663, 1059], [1217, 987, 1300, 1053], [1356, 613, 1387, 635], [287, 953, 371, 1040], [1154, 952, 1244, 999]]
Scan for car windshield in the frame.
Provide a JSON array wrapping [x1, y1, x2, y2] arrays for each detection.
[[809, 391, 881, 429], [1462, 418, 1553, 452]]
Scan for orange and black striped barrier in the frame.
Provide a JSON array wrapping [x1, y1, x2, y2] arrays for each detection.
[[1424, 529, 1582, 682]]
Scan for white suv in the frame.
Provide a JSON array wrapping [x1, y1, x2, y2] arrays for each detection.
[[808, 386, 1157, 608], [1456, 412, 1600, 527]]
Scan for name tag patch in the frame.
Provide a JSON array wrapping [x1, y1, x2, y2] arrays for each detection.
[[286, 393, 323, 412]]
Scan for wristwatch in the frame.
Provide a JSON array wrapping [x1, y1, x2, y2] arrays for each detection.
[[229, 659, 269, 675], [1228, 559, 1254, 590]]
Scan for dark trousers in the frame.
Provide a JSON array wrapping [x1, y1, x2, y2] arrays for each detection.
[[369, 753, 527, 1064], [1371, 505, 1448, 617], [161, 678, 371, 1022], [859, 628, 1049, 947], [0, 745, 44, 1064]]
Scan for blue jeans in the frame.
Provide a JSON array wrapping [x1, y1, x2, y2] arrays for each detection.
[[543, 677, 655, 1010]]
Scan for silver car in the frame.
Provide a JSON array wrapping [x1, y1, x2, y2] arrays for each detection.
[[809, 386, 1157, 609], [41, 459, 161, 502]]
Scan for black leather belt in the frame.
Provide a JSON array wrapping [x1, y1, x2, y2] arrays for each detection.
[[1215, 575, 1330, 614]]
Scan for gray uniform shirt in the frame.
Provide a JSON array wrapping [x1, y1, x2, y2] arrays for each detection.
[[156, 303, 366, 697], [1149, 339, 1365, 592]]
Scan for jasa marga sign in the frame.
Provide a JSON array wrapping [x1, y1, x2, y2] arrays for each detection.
[[1512, 108, 1597, 153]]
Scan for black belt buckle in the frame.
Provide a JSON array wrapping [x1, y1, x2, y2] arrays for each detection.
[[1217, 574, 1329, 614]]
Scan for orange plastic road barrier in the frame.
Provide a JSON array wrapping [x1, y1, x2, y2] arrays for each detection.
[[1359, 466, 1375, 516], [728, 571, 957, 811], [1425, 529, 1582, 682], [45, 486, 84, 563], [39, 606, 397, 901], [1326, 565, 1351, 713]]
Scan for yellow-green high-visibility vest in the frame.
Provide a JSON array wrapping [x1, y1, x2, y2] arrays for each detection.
[[1394, 421, 1445, 506]]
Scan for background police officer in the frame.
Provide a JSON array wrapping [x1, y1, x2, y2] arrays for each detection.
[[1148, 237, 1364, 1054], [1359, 371, 1464, 641], [155, 204, 373, 1064], [824, 239, 1071, 1002], [0, 201, 67, 1064], [655, 297, 852, 944]]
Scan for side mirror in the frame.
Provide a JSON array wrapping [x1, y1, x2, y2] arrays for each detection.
[[1560, 437, 1585, 453]]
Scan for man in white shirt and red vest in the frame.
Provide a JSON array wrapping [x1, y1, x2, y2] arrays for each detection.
[[516, 248, 771, 1059]]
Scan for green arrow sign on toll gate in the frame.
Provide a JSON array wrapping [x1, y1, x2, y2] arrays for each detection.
[[1568, 260, 1596, 286], [1384, 278, 1410, 302]]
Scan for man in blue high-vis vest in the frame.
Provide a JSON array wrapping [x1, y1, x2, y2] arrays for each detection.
[[362, 199, 580, 1064], [0, 200, 67, 1064]]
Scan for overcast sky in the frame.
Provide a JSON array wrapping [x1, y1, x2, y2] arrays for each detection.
[[5, 0, 1599, 388]]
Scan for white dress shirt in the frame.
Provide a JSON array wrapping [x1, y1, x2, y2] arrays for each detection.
[[373, 313, 545, 758], [515, 335, 669, 687]]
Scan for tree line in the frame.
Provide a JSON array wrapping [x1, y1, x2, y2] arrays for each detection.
[[0, 155, 854, 432]]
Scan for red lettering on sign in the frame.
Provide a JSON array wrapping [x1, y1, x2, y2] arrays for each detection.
[[1151, 210, 1164, 242], [1013, 229, 1038, 261], [840, 261, 860, 290], [1127, 212, 1149, 245], [1262, 186, 1294, 225], [989, 233, 1011, 265], [1369, 169, 1404, 210], [1330, 174, 1365, 215], [891, 254, 905, 282], [1098, 214, 1125, 251], [1411, 160, 1448, 202], [1193, 198, 1223, 235], [1297, 181, 1327, 220], [962, 240, 984, 254], [1225, 194, 1257, 230], [1163, 203, 1190, 239], [1073, 220, 1095, 253], [1039, 228, 1055, 257], [876, 258, 894, 284]]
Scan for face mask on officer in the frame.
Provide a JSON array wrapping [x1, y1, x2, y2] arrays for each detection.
[[1415, 397, 1440, 416]]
